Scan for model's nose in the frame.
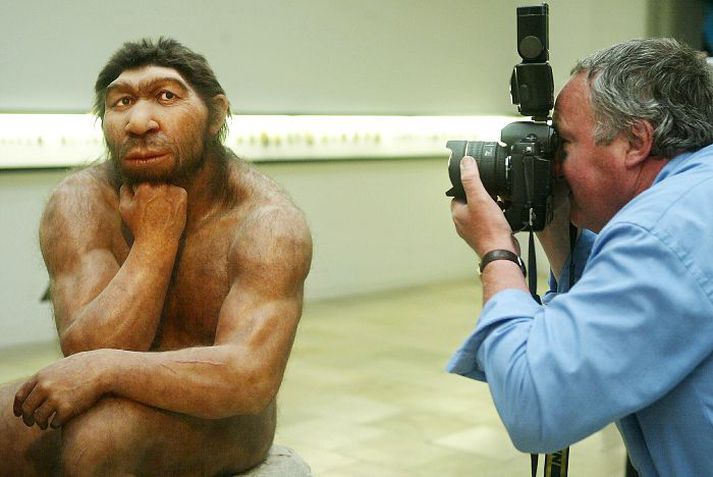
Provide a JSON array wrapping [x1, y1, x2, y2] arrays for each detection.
[[125, 102, 159, 135]]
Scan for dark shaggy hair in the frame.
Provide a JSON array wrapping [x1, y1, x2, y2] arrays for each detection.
[[93, 37, 230, 143]]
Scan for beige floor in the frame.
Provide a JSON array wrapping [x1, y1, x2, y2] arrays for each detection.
[[0, 280, 627, 476]]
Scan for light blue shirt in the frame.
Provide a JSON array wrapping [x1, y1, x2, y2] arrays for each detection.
[[447, 144, 713, 477]]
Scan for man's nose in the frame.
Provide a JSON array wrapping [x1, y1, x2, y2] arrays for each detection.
[[124, 101, 159, 135]]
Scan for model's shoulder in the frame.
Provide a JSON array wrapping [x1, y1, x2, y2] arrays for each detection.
[[40, 164, 121, 261], [226, 157, 305, 223], [228, 156, 286, 197], [49, 163, 116, 205], [43, 163, 118, 226], [228, 199, 312, 289], [224, 159, 311, 258]]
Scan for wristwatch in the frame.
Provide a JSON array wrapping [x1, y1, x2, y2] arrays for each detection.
[[479, 249, 527, 277]]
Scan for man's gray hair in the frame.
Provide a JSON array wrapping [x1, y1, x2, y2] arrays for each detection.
[[572, 38, 713, 157]]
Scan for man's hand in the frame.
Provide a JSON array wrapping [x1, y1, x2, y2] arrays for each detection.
[[119, 183, 188, 242], [13, 351, 112, 430], [536, 176, 574, 281], [451, 156, 518, 257]]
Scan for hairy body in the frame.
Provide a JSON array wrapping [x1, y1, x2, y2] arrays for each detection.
[[1, 154, 312, 476]]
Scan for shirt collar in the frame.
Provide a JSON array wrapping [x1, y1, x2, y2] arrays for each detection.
[[652, 143, 713, 185]]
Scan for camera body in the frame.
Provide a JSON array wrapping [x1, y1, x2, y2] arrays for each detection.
[[446, 4, 557, 232]]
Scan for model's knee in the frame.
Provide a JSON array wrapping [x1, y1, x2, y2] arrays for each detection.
[[61, 397, 143, 476]]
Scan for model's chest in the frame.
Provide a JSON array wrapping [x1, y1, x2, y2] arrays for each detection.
[[156, 229, 234, 349]]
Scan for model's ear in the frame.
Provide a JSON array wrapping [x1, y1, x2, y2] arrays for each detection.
[[624, 120, 654, 167], [208, 94, 229, 137]]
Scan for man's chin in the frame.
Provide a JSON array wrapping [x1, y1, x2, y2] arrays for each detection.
[[569, 211, 602, 233]]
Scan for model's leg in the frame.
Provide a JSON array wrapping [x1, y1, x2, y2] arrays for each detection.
[[61, 396, 276, 477], [0, 380, 61, 477]]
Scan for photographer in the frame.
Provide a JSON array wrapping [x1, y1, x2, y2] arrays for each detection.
[[447, 38, 713, 476]]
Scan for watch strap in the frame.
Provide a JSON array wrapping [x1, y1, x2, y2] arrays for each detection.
[[479, 249, 527, 276]]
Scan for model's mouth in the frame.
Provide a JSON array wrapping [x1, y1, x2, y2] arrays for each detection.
[[123, 150, 170, 163]]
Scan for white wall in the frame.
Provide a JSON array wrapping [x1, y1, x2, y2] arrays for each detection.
[[262, 159, 481, 298], [1, 0, 648, 115], [0, 171, 59, 346]]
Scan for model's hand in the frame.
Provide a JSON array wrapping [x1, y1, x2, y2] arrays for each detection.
[[119, 183, 187, 242], [13, 350, 112, 429], [451, 157, 518, 257]]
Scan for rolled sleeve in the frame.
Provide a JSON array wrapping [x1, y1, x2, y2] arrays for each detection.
[[447, 289, 541, 381]]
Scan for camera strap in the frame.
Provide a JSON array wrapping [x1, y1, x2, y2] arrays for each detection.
[[531, 449, 571, 477], [527, 229, 541, 304], [526, 222, 572, 477]]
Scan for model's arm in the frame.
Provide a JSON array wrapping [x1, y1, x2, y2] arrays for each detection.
[[41, 173, 186, 355], [16, 201, 312, 428]]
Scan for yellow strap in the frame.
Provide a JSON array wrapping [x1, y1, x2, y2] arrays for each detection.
[[544, 448, 569, 477]]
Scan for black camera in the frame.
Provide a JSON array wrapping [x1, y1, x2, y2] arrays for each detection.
[[446, 4, 557, 232]]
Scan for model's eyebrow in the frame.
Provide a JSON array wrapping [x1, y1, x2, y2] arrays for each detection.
[[106, 77, 190, 96]]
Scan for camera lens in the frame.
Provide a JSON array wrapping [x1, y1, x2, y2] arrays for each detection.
[[465, 142, 510, 198], [445, 140, 510, 202]]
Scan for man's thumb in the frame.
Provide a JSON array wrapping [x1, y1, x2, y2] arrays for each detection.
[[460, 156, 482, 196]]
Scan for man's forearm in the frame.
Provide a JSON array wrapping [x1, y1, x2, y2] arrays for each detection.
[[482, 261, 530, 303], [536, 185, 573, 282], [98, 346, 279, 419], [60, 239, 179, 355], [536, 214, 573, 282]]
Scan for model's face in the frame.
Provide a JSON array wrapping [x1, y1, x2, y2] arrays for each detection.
[[102, 65, 210, 184], [553, 73, 633, 232]]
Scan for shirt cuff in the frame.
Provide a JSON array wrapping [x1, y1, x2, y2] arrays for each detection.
[[447, 288, 539, 381]]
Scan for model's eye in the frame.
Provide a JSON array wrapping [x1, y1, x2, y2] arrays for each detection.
[[113, 96, 133, 108], [159, 91, 177, 101]]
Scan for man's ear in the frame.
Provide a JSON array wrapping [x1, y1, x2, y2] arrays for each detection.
[[625, 120, 654, 167], [208, 94, 229, 137]]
